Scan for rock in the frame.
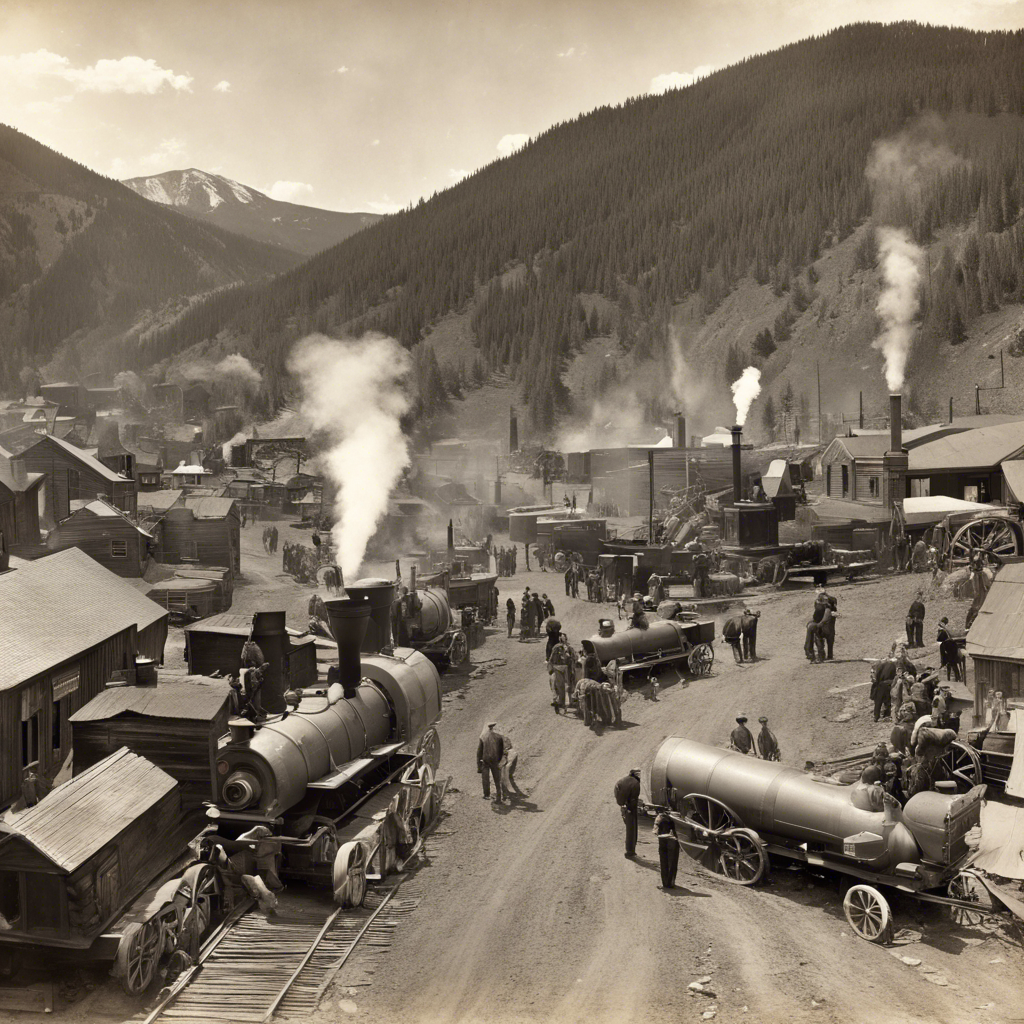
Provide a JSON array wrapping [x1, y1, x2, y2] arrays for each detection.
[[989, 958, 1004, 964], [834, 712, 854, 722], [811, 1000, 822, 1009], [702, 1011, 717, 1020], [924, 975, 948, 987], [688, 982, 705, 993], [697, 976, 712, 984], [337, 999, 359, 1014], [900, 956, 922, 966], [920, 965, 937, 974]]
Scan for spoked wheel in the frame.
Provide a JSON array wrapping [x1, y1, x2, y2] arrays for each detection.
[[448, 631, 469, 668], [179, 864, 221, 946], [417, 727, 441, 773], [114, 919, 163, 995], [333, 842, 368, 909], [402, 761, 438, 828], [711, 828, 768, 885], [947, 870, 995, 928], [681, 794, 741, 833], [688, 643, 715, 676], [397, 809, 422, 865], [843, 884, 893, 944], [939, 741, 982, 792], [949, 517, 1022, 565]]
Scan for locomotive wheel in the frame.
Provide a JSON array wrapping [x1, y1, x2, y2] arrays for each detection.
[[418, 764, 438, 828], [417, 727, 442, 773], [681, 793, 741, 834], [114, 919, 162, 995], [939, 741, 982, 792], [179, 864, 221, 944], [688, 643, 714, 676], [397, 809, 422, 865], [448, 631, 469, 668], [843, 885, 893, 944], [947, 870, 995, 928], [333, 842, 368, 909], [713, 828, 767, 885]]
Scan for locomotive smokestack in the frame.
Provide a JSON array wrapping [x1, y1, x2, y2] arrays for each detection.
[[344, 578, 396, 654], [731, 425, 743, 504], [447, 519, 455, 563], [324, 596, 372, 698], [250, 611, 288, 713], [889, 393, 902, 453], [882, 393, 908, 510]]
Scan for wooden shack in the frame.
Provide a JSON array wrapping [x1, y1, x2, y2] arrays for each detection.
[[0, 455, 43, 555], [159, 497, 240, 572], [46, 499, 153, 577], [70, 682, 231, 811], [966, 562, 1024, 721], [0, 749, 181, 947], [0, 548, 169, 809]]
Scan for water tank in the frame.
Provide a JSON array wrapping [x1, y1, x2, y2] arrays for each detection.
[[412, 588, 452, 642]]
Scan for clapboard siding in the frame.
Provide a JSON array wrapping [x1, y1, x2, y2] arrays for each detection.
[[159, 507, 240, 572], [47, 517, 147, 577]]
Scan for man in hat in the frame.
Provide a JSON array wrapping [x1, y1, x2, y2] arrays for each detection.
[[741, 608, 761, 662], [691, 542, 710, 599], [477, 722, 507, 804], [722, 614, 744, 664], [613, 768, 642, 858], [630, 593, 649, 630], [729, 715, 756, 756], [906, 590, 926, 649], [757, 716, 780, 761]]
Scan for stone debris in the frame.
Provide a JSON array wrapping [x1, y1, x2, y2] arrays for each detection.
[[923, 975, 948, 987], [337, 999, 359, 1013], [900, 956, 922, 966]]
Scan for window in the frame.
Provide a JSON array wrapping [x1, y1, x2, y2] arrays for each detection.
[[21, 714, 39, 768], [910, 478, 931, 497], [110, 539, 128, 558], [0, 871, 21, 931], [52, 699, 61, 752], [841, 465, 849, 498], [67, 468, 80, 502], [826, 466, 832, 495], [963, 484, 979, 503], [869, 477, 879, 498]]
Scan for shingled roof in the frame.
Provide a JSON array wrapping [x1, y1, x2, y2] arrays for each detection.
[[69, 681, 230, 722]]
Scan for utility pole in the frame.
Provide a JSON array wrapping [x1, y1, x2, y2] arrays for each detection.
[[816, 362, 822, 444], [648, 450, 655, 544]]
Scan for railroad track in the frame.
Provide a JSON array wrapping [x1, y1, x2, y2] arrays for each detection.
[[138, 828, 450, 1024]]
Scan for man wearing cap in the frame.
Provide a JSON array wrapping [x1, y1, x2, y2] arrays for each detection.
[[756, 716, 780, 761], [477, 722, 507, 804], [729, 716, 756, 756], [630, 593, 649, 630], [741, 608, 761, 661], [614, 768, 642, 857]]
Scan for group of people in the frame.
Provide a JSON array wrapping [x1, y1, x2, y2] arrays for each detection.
[[496, 545, 518, 577], [516, 587, 555, 641], [721, 608, 761, 664], [476, 721, 518, 804], [614, 768, 678, 889], [260, 525, 280, 554], [804, 587, 838, 663], [728, 714, 781, 760]]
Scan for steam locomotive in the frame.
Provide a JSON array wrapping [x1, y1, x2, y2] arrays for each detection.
[[205, 578, 446, 909]]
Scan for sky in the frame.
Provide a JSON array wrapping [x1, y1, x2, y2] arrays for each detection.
[[1, 0, 1022, 215]]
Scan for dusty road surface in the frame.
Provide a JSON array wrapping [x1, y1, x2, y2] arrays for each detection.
[[187, 524, 1023, 1024]]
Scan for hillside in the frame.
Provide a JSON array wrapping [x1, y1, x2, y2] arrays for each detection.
[[0, 125, 295, 393], [122, 169, 380, 257]]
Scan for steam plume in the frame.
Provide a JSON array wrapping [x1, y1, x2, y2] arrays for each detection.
[[730, 366, 761, 426], [178, 353, 263, 396], [287, 333, 411, 578], [669, 326, 702, 418], [873, 228, 922, 393]]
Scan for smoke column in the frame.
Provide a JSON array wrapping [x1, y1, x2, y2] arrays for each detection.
[[178, 353, 263, 396], [669, 326, 702, 414], [873, 227, 922, 393], [288, 333, 412, 578], [730, 366, 761, 426]]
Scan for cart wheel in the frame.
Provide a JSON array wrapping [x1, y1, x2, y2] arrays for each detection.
[[681, 793, 741, 833], [114, 919, 162, 995], [947, 870, 995, 928], [180, 863, 221, 942], [418, 764, 438, 827], [714, 828, 768, 885], [843, 885, 893, 944], [397, 808, 422, 863], [688, 643, 714, 676], [939, 741, 982, 793], [417, 727, 441, 773], [448, 631, 469, 667], [333, 842, 368, 909]]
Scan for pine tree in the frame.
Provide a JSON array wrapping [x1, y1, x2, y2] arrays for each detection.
[[761, 395, 777, 441]]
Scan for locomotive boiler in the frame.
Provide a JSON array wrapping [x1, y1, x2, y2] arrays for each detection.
[[650, 738, 989, 942], [206, 578, 445, 909], [581, 618, 715, 682]]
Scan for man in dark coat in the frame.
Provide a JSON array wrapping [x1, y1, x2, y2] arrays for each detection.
[[565, 565, 574, 597], [804, 619, 824, 663], [819, 600, 837, 661], [870, 656, 897, 721], [506, 597, 517, 638], [729, 715, 756, 755], [653, 810, 679, 889], [906, 591, 925, 648], [542, 594, 555, 619], [740, 608, 760, 661], [477, 722, 507, 803], [757, 716, 780, 760], [722, 615, 744, 664], [613, 768, 642, 858], [692, 545, 710, 599]]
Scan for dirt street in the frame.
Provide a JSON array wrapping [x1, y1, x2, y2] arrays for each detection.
[[224, 524, 1023, 1024]]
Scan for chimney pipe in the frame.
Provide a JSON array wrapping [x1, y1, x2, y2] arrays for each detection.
[[250, 611, 288, 713], [731, 425, 743, 504], [447, 519, 455, 563], [859, 391, 864, 430], [343, 578, 396, 654], [889, 394, 902, 453], [323, 596, 372, 698], [949, 396, 953, 424], [509, 407, 518, 453], [674, 413, 686, 449]]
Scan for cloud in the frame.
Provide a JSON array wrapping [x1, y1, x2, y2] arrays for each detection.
[[367, 196, 403, 215], [25, 94, 73, 115], [0, 49, 193, 95], [336, 65, 350, 74], [649, 66, 716, 94], [268, 180, 315, 204], [213, 80, 231, 93], [557, 47, 576, 58], [449, 168, 469, 182], [496, 133, 529, 157]]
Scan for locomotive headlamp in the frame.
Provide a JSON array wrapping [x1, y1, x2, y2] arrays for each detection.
[[222, 770, 262, 809]]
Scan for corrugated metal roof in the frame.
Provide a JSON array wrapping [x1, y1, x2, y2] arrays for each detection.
[[0, 749, 176, 872], [909, 424, 1024, 472], [0, 548, 168, 692], [69, 682, 230, 722], [966, 563, 1024, 661]]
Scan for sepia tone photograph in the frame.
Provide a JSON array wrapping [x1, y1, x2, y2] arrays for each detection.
[[1, 1, 1024, 1021]]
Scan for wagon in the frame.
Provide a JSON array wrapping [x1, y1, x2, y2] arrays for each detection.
[[581, 617, 715, 687]]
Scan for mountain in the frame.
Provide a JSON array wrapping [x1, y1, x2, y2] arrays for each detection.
[[122, 169, 380, 257], [0, 124, 297, 392]]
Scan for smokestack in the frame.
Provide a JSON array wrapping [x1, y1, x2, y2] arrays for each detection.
[[949, 396, 954, 424], [447, 519, 455, 563], [324, 596, 372, 698], [859, 391, 864, 430], [731, 425, 743, 504], [889, 393, 902, 453], [674, 413, 686, 449], [250, 612, 288, 713], [882, 393, 908, 510], [344, 578, 396, 654], [509, 407, 518, 452]]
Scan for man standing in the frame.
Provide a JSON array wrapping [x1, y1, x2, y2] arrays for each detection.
[[565, 564, 574, 598], [613, 768, 642, 858], [506, 597, 517, 638], [691, 543, 710, 599], [804, 618, 824, 664], [757, 716, 780, 761], [722, 614, 744, 664], [542, 593, 555, 620], [870, 655, 897, 721], [819, 599, 837, 661], [741, 608, 760, 662], [547, 634, 574, 712], [653, 810, 679, 889], [907, 591, 925, 648], [729, 715, 756, 755], [477, 722, 506, 804], [524, 543, 530, 572]]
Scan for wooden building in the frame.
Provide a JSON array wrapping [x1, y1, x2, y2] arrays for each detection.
[[12, 434, 137, 523], [158, 497, 240, 572], [70, 682, 231, 811], [38, 383, 88, 418], [0, 456, 44, 555], [905, 424, 1024, 503], [820, 435, 891, 503], [966, 562, 1024, 721], [46, 499, 154, 577], [0, 548, 169, 809], [0, 749, 182, 947]]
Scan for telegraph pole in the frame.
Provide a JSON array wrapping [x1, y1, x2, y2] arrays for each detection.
[[816, 362, 822, 443]]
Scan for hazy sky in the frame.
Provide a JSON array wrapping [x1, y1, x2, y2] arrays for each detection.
[[1, 0, 1022, 214]]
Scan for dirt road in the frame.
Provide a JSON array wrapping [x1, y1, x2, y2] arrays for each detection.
[[222, 524, 1023, 1024]]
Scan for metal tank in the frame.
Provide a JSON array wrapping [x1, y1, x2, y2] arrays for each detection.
[[582, 619, 713, 664], [346, 577, 396, 653], [411, 587, 453, 642], [650, 738, 927, 870]]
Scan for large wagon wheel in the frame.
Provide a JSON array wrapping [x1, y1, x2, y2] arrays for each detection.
[[333, 842, 368, 909], [939, 741, 982, 792], [447, 630, 469, 668], [417, 726, 441, 773], [843, 884, 893, 944], [177, 864, 221, 956], [947, 870, 995, 928], [711, 828, 768, 885], [114, 918, 163, 995], [402, 762, 438, 828], [688, 643, 714, 676], [948, 517, 1022, 565], [681, 794, 741, 833]]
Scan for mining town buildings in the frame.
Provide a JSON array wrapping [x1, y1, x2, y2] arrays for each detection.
[[45, 498, 154, 578], [158, 496, 241, 572]]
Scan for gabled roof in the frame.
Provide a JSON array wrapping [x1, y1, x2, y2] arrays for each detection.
[[69, 681, 230, 722], [16, 434, 129, 483], [0, 422, 52, 457], [182, 496, 237, 518], [821, 435, 892, 462], [966, 563, 1024, 662], [0, 548, 168, 692], [908, 423, 1024, 472], [0, 455, 44, 494], [805, 497, 893, 523], [137, 489, 185, 513], [1003, 462, 1024, 503], [55, 498, 153, 539], [0, 749, 176, 872]]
